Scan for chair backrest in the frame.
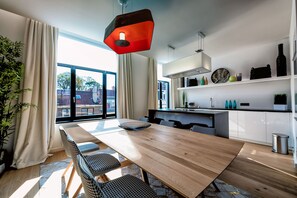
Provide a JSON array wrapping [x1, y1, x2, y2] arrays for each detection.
[[191, 125, 216, 136], [139, 116, 149, 122], [61, 128, 84, 172], [59, 126, 72, 157], [76, 154, 105, 198], [160, 120, 175, 127]]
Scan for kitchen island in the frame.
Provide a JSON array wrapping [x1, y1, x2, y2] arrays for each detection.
[[148, 109, 229, 138]]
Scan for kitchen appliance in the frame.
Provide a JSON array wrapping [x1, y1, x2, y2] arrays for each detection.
[[163, 52, 211, 78], [162, 32, 211, 78], [188, 102, 197, 108], [187, 78, 198, 86], [250, 64, 271, 80]]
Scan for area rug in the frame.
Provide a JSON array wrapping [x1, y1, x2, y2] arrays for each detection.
[[40, 148, 253, 198]]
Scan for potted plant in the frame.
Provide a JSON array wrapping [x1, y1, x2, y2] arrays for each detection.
[[0, 35, 33, 175], [273, 94, 287, 110]]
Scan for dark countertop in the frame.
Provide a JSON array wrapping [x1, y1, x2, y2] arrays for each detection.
[[152, 108, 228, 115], [175, 107, 292, 113]]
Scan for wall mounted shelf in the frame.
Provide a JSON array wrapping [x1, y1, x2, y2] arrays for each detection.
[[177, 75, 295, 91]]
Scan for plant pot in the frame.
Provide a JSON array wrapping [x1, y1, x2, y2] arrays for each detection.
[[273, 104, 288, 111], [0, 149, 11, 177], [0, 149, 6, 177], [0, 163, 5, 176]]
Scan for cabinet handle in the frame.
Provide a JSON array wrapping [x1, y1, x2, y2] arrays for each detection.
[[73, 97, 76, 103]]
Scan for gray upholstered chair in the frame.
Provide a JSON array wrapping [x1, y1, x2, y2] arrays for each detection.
[[191, 125, 216, 136], [59, 127, 121, 196], [59, 126, 99, 190], [139, 116, 149, 122], [159, 120, 175, 127], [190, 125, 221, 192], [76, 154, 159, 198]]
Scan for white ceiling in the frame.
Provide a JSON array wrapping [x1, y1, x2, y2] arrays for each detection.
[[0, 0, 292, 63]]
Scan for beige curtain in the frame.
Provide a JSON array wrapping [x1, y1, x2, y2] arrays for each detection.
[[147, 57, 158, 110], [117, 54, 134, 119], [171, 78, 181, 109], [12, 19, 58, 169]]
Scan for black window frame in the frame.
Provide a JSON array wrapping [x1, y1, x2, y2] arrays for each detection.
[[56, 63, 117, 122], [158, 80, 170, 109]]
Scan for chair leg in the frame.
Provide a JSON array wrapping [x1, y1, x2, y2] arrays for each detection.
[[65, 166, 75, 193], [62, 160, 73, 177], [212, 181, 220, 192], [102, 174, 110, 182], [97, 174, 109, 182], [120, 159, 132, 168], [72, 183, 82, 198]]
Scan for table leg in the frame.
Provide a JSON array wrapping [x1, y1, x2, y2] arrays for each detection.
[[140, 168, 149, 184]]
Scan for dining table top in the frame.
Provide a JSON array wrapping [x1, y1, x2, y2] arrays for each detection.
[[78, 119, 244, 198]]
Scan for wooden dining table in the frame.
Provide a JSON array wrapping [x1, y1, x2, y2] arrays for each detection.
[[78, 119, 244, 198]]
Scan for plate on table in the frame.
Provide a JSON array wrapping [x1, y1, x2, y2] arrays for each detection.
[[211, 68, 230, 84]]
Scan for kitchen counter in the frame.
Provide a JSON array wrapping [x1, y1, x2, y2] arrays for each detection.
[[156, 108, 227, 115], [175, 107, 292, 113], [148, 109, 229, 138]]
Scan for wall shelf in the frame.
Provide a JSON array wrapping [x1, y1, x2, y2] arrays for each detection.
[[177, 75, 295, 91]]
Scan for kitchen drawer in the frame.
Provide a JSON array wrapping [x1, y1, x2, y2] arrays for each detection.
[[237, 111, 266, 143], [266, 112, 292, 148], [229, 111, 238, 138]]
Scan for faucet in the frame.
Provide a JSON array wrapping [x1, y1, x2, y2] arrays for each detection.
[[210, 97, 214, 108]]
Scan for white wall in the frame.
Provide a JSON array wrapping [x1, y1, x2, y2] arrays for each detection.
[[0, 9, 26, 42], [131, 53, 149, 119], [0, 9, 26, 153], [182, 39, 291, 110]]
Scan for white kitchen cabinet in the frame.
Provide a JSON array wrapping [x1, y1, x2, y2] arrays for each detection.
[[237, 111, 267, 143], [266, 112, 292, 148], [229, 111, 238, 138]]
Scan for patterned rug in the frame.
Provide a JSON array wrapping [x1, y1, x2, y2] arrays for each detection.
[[40, 149, 253, 198]]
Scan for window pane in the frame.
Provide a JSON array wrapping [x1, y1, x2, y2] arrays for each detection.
[[76, 69, 103, 117], [58, 36, 117, 72], [57, 66, 71, 118], [158, 81, 170, 109], [161, 82, 169, 109], [106, 74, 116, 115]]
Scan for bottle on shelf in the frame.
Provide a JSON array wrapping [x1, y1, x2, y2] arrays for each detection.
[[229, 100, 232, 109], [232, 100, 237, 109], [225, 100, 229, 109], [276, 43, 287, 76], [200, 76, 205, 85]]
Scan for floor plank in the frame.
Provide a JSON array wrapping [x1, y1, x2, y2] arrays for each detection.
[[0, 142, 296, 198], [218, 142, 297, 198], [0, 165, 39, 198]]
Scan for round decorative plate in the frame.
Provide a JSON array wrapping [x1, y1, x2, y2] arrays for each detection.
[[211, 68, 230, 84]]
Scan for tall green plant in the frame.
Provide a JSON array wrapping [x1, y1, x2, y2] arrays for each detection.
[[0, 35, 33, 151]]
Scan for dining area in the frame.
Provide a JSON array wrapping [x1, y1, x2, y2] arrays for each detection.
[[60, 118, 244, 198], [1, 1, 297, 198]]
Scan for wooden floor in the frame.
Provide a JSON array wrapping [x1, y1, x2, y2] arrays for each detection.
[[0, 142, 296, 198]]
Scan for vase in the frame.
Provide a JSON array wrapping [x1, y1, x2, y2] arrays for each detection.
[[200, 76, 205, 85], [225, 100, 229, 109], [232, 100, 237, 109], [276, 44, 287, 76], [229, 100, 232, 109]]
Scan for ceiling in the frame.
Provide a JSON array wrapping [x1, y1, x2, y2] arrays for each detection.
[[0, 0, 292, 63]]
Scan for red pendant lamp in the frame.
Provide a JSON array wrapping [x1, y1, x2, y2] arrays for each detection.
[[104, 1, 154, 54]]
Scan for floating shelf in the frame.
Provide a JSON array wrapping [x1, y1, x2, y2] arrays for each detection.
[[177, 75, 295, 91]]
